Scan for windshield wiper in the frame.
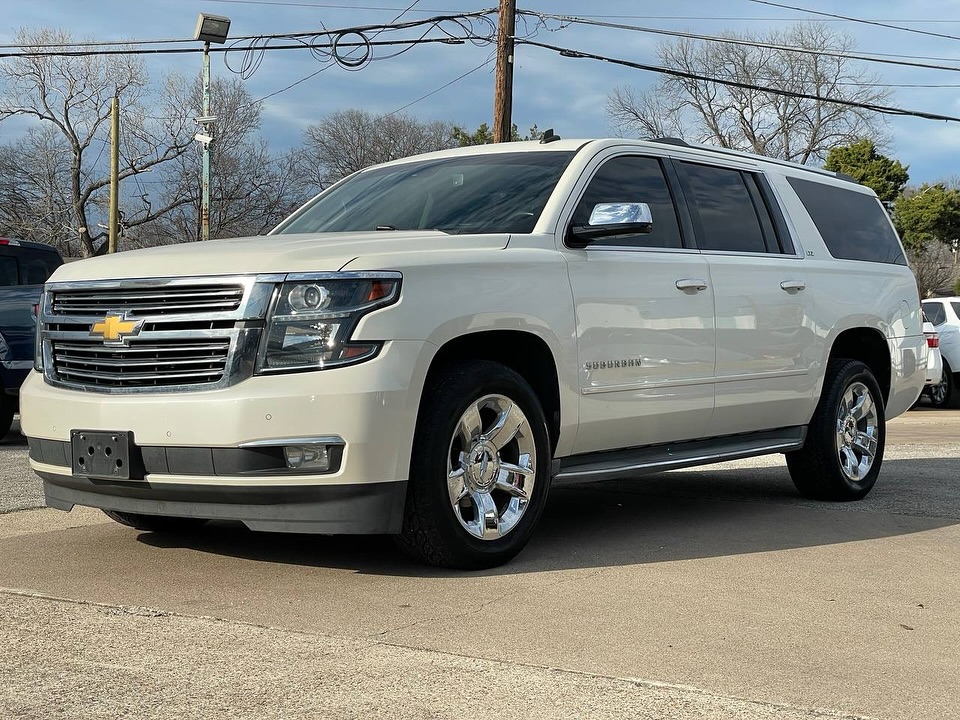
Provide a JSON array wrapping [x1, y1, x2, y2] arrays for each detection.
[[373, 225, 451, 234]]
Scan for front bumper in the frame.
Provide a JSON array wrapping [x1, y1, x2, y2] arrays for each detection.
[[35, 466, 406, 534], [21, 340, 432, 534]]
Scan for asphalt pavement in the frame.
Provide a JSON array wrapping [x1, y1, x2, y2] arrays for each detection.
[[1, 408, 958, 719]]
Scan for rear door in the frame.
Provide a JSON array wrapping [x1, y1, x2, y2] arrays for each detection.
[[672, 161, 816, 436]]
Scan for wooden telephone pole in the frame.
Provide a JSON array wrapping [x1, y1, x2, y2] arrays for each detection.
[[108, 95, 119, 254], [492, 0, 516, 143]]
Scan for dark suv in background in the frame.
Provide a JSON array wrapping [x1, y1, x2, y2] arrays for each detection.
[[0, 239, 63, 438]]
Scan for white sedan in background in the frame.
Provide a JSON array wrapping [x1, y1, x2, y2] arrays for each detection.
[[923, 317, 943, 389], [920, 300, 957, 407]]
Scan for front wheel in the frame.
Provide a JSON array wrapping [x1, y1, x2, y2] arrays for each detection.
[[396, 360, 552, 569], [102, 510, 209, 532], [786, 359, 885, 501]]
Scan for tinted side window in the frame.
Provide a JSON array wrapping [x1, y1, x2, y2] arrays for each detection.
[[923, 301, 946, 326], [18, 249, 62, 285], [571, 156, 683, 249], [679, 163, 767, 253], [787, 176, 906, 265], [0, 256, 17, 287]]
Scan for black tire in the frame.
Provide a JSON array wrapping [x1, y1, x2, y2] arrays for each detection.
[[786, 359, 885, 501], [926, 359, 960, 409], [0, 393, 13, 440], [396, 360, 552, 569], [102, 509, 209, 532]]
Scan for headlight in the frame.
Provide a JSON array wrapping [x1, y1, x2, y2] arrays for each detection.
[[256, 274, 400, 373], [33, 290, 46, 373]]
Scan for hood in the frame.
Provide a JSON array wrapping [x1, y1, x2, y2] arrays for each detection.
[[49, 231, 509, 282]]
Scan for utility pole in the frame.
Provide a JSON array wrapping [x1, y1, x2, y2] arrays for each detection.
[[193, 13, 231, 242], [201, 40, 212, 242], [108, 95, 119, 254], [493, 0, 516, 143]]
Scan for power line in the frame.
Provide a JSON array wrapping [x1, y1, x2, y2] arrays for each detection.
[[0, 11, 499, 62], [525, 11, 960, 23], [518, 38, 960, 123], [521, 11, 960, 74], [0, 36, 484, 60], [0, 37, 196, 49], [747, 0, 960, 42], [253, 66, 331, 103], [239, 8, 498, 102], [0, 10, 496, 52], [201, 0, 472, 10], [384, 56, 493, 115]]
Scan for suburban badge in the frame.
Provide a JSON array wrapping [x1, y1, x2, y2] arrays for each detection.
[[583, 358, 643, 371]]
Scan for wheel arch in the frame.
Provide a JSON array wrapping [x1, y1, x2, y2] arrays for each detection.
[[420, 330, 562, 453], [827, 327, 891, 404]]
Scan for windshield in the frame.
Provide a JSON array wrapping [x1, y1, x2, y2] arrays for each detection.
[[275, 151, 574, 236]]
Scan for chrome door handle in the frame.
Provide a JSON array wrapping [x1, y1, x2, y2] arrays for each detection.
[[780, 280, 806, 292], [676, 278, 708, 292]]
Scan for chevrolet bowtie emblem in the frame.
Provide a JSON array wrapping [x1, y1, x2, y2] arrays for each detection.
[[90, 314, 143, 346]]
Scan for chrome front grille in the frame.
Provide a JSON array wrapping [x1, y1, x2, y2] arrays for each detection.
[[52, 338, 232, 388], [52, 285, 244, 316], [40, 276, 276, 393]]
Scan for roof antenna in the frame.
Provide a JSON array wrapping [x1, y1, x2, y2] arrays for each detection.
[[539, 128, 561, 144]]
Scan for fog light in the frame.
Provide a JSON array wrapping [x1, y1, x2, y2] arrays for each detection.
[[284, 444, 331, 471]]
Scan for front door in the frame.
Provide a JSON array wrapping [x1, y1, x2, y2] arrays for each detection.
[[563, 154, 716, 454]]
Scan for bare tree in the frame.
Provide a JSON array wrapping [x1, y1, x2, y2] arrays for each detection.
[[300, 109, 456, 190], [0, 126, 75, 251], [908, 239, 957, 298], [607, 24, 889, 164], [131, 75, 309, 245], [0, 29, 195, 256], [140, 142, 307, 244]]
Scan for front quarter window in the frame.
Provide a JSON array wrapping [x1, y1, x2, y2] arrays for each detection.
[[275, 151, 574, 236], [569, 155, 683, 249]]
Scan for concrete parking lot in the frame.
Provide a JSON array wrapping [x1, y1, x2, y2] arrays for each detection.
[[1, 408, 959, 719]]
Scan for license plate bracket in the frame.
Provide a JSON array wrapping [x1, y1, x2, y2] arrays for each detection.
[[71, 430, 132, 480]]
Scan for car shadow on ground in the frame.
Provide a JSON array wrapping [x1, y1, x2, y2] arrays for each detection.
[[0, 417, 25, 446], [137, 456, 960, 577]]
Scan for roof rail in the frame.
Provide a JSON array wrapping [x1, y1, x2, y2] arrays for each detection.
[[651, 137, 689, 147], [649, 137, 854, 183]]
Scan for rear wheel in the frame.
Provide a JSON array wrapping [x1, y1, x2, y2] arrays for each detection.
[[102, 510, 209, 532], [926, 360, 960, 408], [787, 358, 884, 501], [396, 360, 552, 569]]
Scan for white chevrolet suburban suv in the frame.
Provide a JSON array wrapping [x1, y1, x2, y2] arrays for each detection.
[[21, 138, 926, 569]]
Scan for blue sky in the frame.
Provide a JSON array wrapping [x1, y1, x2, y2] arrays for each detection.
[[3, 0, 960, 184]]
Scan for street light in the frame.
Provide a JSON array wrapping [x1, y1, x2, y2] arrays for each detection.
[[193, 13, 231, 242]]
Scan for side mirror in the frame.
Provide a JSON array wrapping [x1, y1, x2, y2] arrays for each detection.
[[568, 202, 654, 248]]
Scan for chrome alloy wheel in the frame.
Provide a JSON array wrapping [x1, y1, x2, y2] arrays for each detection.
[[447, 394, 537, 540], [929, 369, 949, 405], [834, 380, 880, 482]]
